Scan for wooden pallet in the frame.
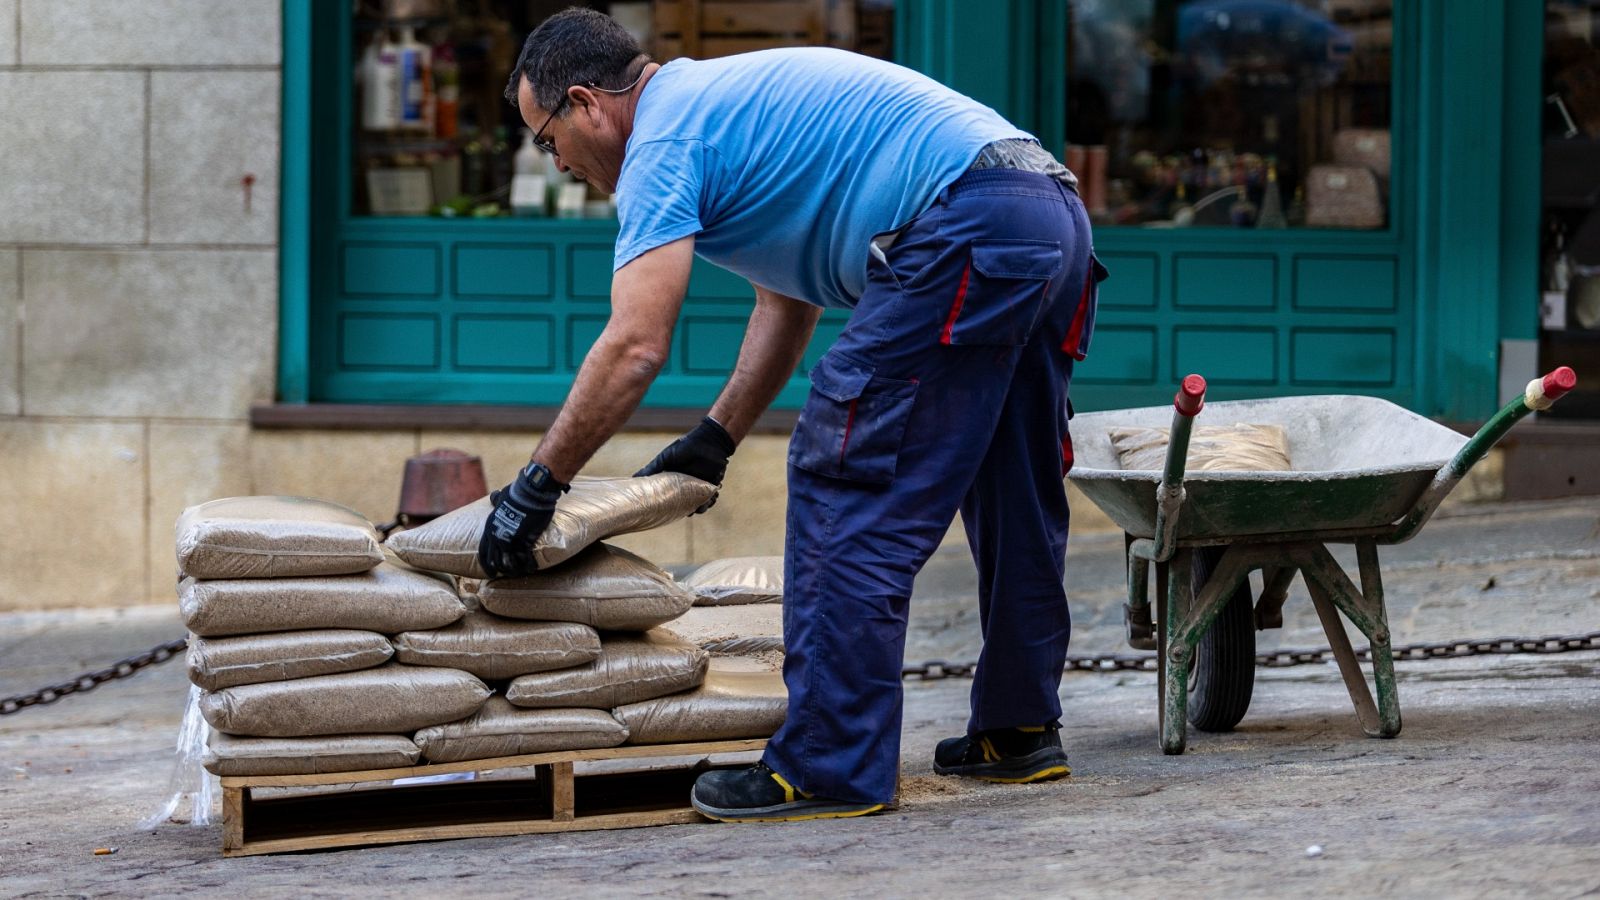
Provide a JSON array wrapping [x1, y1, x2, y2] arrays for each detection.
[[220, 739, 766, 856]]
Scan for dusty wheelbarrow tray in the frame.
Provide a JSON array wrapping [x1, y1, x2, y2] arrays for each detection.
[[1065, 370, 1577, 755], [1068, 395, 1467, 540]]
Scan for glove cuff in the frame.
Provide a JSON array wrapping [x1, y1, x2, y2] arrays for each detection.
[[698, 416, 737, 456], [516, 461, 570, 496]]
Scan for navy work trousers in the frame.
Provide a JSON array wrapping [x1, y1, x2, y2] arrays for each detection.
[[763, 169, 1101, 804]]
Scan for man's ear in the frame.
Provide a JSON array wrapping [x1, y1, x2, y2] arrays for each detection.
[[567, 85, 602, 122]]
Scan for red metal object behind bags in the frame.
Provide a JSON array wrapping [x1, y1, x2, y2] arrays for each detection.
[[386, 448, 489, 535]]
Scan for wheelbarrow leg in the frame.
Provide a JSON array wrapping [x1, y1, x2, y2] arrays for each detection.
[[1158, 548, 1194, 754], [1296, 540, 1401, 738]]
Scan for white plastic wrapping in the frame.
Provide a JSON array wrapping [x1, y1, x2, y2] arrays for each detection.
[[139, 684, 219, 828]]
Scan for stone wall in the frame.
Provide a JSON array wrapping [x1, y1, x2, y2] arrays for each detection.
[[0, 0, 281, 609], [0, 0, 1117, 612]]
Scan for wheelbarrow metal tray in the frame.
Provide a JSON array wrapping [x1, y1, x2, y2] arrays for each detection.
[[1068, 395, 1467, 539]]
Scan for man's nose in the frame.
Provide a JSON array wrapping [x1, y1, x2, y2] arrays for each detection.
[[553, 154, 570, 173]]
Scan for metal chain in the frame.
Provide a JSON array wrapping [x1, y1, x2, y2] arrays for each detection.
[[901, 630, 1600, 680], [5, 629, 1598, 713], [0, 637, 187, 715]]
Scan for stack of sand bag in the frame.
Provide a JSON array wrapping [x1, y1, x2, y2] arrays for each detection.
[[177, 475, 789, 777]]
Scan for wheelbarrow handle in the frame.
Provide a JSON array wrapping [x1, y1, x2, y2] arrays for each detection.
[[1388, 366, 1577, 544], [1153, 374, 1208, 561]]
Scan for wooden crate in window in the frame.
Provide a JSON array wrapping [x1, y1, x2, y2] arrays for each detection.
[[652, 0, 858, 60]]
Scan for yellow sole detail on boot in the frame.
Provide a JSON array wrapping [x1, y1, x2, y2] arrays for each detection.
[[699, 804, 885, 823], [975, 766, 1072, 784]]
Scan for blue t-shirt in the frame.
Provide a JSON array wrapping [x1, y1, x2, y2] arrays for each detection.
[[613, 48, 1031, 310]]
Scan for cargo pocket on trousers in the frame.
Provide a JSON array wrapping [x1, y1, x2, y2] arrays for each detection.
[[789, 354, 919, 485], [939, 240, 1063, 347]]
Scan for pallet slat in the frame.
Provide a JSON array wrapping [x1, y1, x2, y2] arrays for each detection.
[[220, 739, 767, 856]]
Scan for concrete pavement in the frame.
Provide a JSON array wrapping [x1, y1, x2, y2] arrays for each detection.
[[1, 497, 1596, 897]]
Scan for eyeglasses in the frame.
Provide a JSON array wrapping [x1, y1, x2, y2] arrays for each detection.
[[530, 94, 569, 155], [527, 69, 648, 157]]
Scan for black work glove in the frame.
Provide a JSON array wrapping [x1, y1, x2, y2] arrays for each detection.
[[634, 416, 736, 513], [476, 461, 569, 579]]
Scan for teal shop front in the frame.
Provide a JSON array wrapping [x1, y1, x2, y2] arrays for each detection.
[[279, 1, 1541, 423]]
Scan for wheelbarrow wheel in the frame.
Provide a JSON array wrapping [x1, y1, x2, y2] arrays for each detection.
[[1187, 547, 1256, 732]]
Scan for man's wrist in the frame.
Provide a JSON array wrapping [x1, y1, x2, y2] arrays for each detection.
[[517, 461, 570, 495]]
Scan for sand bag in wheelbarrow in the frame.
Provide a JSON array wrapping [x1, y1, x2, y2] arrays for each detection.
[[1109, 423, 1292, 472], [385, 474, 718, 578], [175, 496, 384, 579], [505, 629, 709, 709]]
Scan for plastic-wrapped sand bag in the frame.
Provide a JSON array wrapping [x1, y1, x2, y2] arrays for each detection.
[[203, 733, 422, 777], [413, 698, 629, 763], [176, 496, 383, 579], [612, 667, 787, 744], [385, 474, 717, 578], [186, 630, 395, 691], [478, 543, 694, 631], [391, 604, 601, 680], [199, 664, 490, 737], [681, 556, 783, 606], [505, 629, 709, 709], [1108, 423, 1292, 472], [140, 685, 219, 828], [178, 557, 464, 637]]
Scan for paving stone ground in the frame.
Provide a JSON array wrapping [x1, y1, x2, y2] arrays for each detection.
[[2, 498, 1596, 898]]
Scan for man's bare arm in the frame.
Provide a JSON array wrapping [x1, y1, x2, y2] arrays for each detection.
[[709, 284, 823, 443], [531, 236, 695, 482]]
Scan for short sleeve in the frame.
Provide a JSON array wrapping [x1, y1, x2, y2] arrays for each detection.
[[613, 139, 719, 270]]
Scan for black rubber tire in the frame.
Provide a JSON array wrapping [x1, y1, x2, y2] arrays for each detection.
[[1187, 547, 1256, 732]]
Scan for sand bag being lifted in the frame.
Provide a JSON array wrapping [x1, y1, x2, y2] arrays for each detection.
[[391, 606, 601, 680], [202, 733, 421, 777], [186, 630, 394, 691], [412, 697, 629, 763], [612, 668, 787, 744], [385, 474, 717, 578], [505, 630, 709, 709], [199, 664, 490, 737], [1109, 423, 1292, 473], [682, 556, 784, 606], [179, 558, 465, 638], [478, 543, 694, 631], [176, 496, 384, 579]]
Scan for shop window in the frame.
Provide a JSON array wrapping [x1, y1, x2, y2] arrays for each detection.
[[1064, 0, 1393, 230], [350, 0, 894, 220]]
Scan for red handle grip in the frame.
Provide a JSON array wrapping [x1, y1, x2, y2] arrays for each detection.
[[1543, 366, 1577, 402], [1174, 374, 1207, 417]]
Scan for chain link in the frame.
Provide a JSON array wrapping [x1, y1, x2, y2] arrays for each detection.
[[0, 637, 187, 715], [903, 630, 1600, 680], [4, 630, 1598, 712]]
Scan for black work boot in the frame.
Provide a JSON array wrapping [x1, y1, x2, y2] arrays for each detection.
[[691, 762, 885, 823], [932, 721, 1071, 783]]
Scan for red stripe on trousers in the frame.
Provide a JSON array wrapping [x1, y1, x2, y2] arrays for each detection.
[[939, 261, 972, 345], [839, 398, 859, 471], [1060, 275, 1092, 360]]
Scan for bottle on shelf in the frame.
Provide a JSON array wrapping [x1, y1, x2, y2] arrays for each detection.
[[360, 32, 401, 132], [433, 43, 458, 140], [461, 129, 486, 198], [395, 25, 433, 133], [510, 128, 549, 216], [1256, 162, 1288, 229]]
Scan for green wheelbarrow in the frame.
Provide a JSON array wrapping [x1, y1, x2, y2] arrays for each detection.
[[1067, 367, 1579, 754]]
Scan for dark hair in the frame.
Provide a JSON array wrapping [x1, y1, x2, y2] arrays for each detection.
[[504, 7, 647, 111]]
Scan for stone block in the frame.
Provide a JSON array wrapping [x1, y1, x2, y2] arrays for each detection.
[[0, 72, 144, 244], [0, 420, 145, 609], [149, 71, 279, 245], [0, 0, 16, 65], [0, 249, 17, 415], [147, 423, 252, 601], [248, 430, 419, 526], [20, 0, 279, 66], [22, 249, 277, 418]]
